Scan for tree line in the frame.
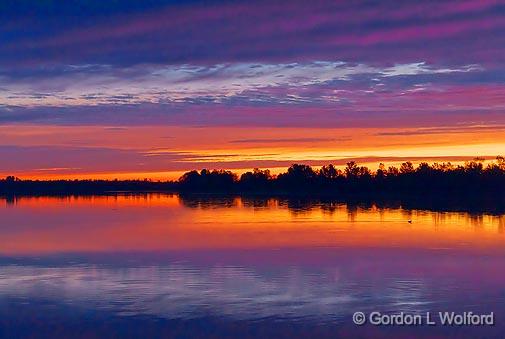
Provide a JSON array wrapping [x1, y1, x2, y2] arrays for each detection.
[[178, 157, 505, 198], [2, 157, 505, 199]]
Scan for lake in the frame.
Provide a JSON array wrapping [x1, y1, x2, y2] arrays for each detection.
[[1, 194, 504, 338]]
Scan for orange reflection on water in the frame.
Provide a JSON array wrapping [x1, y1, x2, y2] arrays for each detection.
[[1, 194, 504, 255]]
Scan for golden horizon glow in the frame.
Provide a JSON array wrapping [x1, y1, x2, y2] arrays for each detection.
[[1, 124, 505, 180]]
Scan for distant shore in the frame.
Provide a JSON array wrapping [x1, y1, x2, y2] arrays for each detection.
[[2, 159, 505, 214]]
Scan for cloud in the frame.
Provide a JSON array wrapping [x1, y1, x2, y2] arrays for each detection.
[[229, 137, 351, 144], [33, 167, 82, 172], [0, 145, 183, 173], [2, 0, 503, 67], [380, 63, 482, 77], [0, 61, 485, 108], [2, 96, 505, 129], [103, 127, 129, 131], [0, 1, 502, 129], [376, 125, 505, 136]]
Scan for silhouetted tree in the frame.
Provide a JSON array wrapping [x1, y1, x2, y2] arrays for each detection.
[[465, 158, 484, 174], [179, 169, 237, 192], [345, 161, 359, 179], [387, 166, 400, 177], [376, 163, 386, 180], [400, 162, 414, 174], [239, 168, 271, 191], [276, 164, 317, 191], [496, 156, 505, 170], [319, 164, 340, 180]]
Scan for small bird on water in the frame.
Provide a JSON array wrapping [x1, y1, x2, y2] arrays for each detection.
[[408, 220, 412, 224]]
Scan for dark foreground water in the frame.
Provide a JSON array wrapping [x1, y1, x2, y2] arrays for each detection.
[[1, 194, 504, 338]]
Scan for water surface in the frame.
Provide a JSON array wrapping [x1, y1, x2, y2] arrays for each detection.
[[1, 194, 504, 338]]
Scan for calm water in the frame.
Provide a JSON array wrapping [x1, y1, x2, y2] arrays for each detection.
[[1, 194, 505, 338]]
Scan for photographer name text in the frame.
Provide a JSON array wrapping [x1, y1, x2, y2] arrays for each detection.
[[352, 311, 494, 326]]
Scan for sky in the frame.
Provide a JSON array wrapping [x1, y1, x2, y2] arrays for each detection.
[[1, 0, 505, 180]]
